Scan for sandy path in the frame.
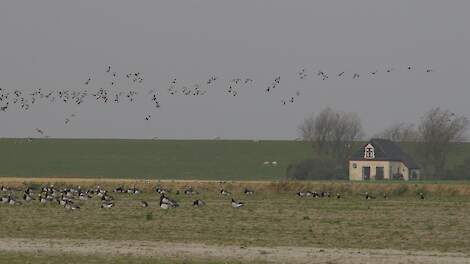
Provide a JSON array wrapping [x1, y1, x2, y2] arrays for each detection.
[[0, 238, 469, 264]]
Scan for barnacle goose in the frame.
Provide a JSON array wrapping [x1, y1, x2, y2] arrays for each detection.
[[336, 193, 341, 199], [140, 201, 149, 207], [38, 193, 48, 204], [159, 194, 178, 209], [419, 192, 425, 200], [244, 188, 254, 195], [101, 202, 114, 209], [101, 194, 113, 202], [155, 187, 170, 194], [1, 195, 10, 204], [231, 198, 244, 208], [184, 187, 198, 195], [23, 193, 35, 202], [220, 189, 232, 196], [64, 202, 80, 210], [365, 192, 376, 200], [79, 192, 91, 200], [9, 197, 21, 205], [296, 191, 312, 197], [193, 199, 206, 207], [127, 186, 141, 194], [114, 186, 125, 193]]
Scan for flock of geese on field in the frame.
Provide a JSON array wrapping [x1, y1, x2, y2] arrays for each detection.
[[0, 64, 434, 136], [0, 184, 426, 210]]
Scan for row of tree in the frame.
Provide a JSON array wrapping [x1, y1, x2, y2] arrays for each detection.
[[288, 107, 469, 180]]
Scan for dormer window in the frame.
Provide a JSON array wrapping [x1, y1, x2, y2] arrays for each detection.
[[364, 144, 375, 159]]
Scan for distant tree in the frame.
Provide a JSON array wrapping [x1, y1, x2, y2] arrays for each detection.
[[298, 113, 316, 142], [298, 107, 364, 165], [418, 107, 469, 178], [375, 122, 420, 142]]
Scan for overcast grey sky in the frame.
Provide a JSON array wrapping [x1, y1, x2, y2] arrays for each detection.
[[0, 1, 469, 139]]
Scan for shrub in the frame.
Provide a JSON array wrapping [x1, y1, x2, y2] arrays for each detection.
[[286, 158, 347, 180]]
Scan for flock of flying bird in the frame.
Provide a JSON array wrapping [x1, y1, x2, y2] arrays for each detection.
[[0, 64, 434, 136], [0, 184, 426, 211]]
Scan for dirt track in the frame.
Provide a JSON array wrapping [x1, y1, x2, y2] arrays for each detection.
[[0, 238, 469, 264]]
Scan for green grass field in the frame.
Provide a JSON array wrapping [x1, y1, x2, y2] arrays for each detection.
[[1, 138, 469, 181], [0, 138, 312, 180]]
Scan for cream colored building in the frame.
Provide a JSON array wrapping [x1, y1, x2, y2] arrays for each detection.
[[349, 139, 420, 181]]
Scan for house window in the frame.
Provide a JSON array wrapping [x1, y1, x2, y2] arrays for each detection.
[[352, 163, 357, 169], [364, 144, 375, 159]]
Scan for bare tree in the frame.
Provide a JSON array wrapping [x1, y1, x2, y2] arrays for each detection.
[[419, 107, 469, 178], [298, 113, 315, 142], [298, 107, 364, 163], [375, 122, 420, 142]]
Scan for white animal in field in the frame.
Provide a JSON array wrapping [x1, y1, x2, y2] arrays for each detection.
[[271, 161, 278, 166], [263, 161, 270, 165]]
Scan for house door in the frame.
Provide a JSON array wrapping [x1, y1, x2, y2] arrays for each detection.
[[362, 167, 371, 180], [376, 167, 384, 180]]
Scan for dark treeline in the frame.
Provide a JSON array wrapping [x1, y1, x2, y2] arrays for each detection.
[[287, 107, 470, 180]]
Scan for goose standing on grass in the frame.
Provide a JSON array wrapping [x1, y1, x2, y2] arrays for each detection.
[[127, 186, 141, 194], [9, 196, 21, 205], [1, 195, 10, 204], [159, 194, 178, 209], [296, 191, 312, 197], [140, 201, 149, 207], [419, 192, 425, 200], [23, 192, 35, 202], [231, 198, 244, 208], [336, 193, 341, 199], [383, 193, 388, 199], [244, 188, 254, 195], [155, 187, 170, 195], [101, 202, 114, 209], [220, 189, 231, 196], [193, 199, 206, 207], [184, 187, 199, 195], [365, 192, 376, 200], [64, 202, 80, 210]]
